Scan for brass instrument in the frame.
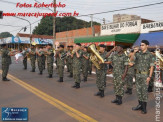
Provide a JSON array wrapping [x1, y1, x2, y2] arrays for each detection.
[[88, 44, 104, 70], [156, 51, 163, 69]]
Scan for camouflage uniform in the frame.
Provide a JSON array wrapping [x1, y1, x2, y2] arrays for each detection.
[[73, 50, 83, 84], [134, 50, 155, 102], [125, 66, 134, 91], [65, 51, 70, 72], [30, 48, 36, 71], [46, 48, 54, 76], [37, 50, 44, 73], [108, 53, 128, 97], [82, 52, 90, 81], [88, 59, 92, 74], [96, 51, 107, 91], [1, 48, 11, 79], [67, 51, 73, 77], [42, 53, 46, 69], [57, 50, 66, 78], [23, 50, 28, 69]]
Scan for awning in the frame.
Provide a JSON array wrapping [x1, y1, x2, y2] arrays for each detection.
[[74, 33, 140, 45], [134, 32, 163, 47]]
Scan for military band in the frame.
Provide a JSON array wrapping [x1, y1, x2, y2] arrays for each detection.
[[1, 40, 162, 115]]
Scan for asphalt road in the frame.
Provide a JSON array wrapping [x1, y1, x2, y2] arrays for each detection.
[[0, 58, 162, 122]]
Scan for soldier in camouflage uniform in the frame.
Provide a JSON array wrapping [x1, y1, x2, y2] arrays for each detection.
[[124, 51, 135, 95], [42, 46, 46, 70], [132, 40, 155, 114], [106, 45, 128, 104], [94, 44, 107, 98], [72, 43, 83, 89], [29, 45, 36, 72], [45, 44, 54, 78], [67, 46, 73, 77], [1, 44, 15, 81], [22, 47, 28, 70], [66, 46, 70, 72], [82, 47, 90, 82], [37, 46, 44, 75], [88, 58, 92, 75], [56, 45, 66, 82]]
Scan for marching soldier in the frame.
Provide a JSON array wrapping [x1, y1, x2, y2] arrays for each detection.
[[67, 46, 73, 77], [106, 45, 128, 104], [22, 47, 28, 70], [1, 44, 15, 81], [56, 45, 66, 82], [124, 50, 135, 95], [42, 46, 46, 70], [72, 43, 83, 89], [66, 46, 70, 72], [82, 47, 90, 82], [37, 46, 44, 75], [131, 40, 155, 114], [45, 44, 54, 78], [88, 59, 92, 75], [29, 45, 36, 72], [94, 44, 107, 98]]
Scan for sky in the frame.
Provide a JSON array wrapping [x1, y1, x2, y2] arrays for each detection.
[[0, 0, 163, 36]]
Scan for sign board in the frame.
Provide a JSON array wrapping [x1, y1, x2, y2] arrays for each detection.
[[101, 20, 141, 36], [141, 21, 163, 33]]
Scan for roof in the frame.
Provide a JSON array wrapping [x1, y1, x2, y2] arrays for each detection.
[[134, 32, 163, 47], [74, 33, 140, 44], [17, 33, 53, 39]]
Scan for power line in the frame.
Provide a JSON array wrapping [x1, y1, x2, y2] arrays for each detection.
[[0, 24, 23, 27], [77, 1, 163, 17]]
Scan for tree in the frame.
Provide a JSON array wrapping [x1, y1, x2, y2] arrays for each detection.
[[0, 32, 13, 38], [33, 16, 100, 35]]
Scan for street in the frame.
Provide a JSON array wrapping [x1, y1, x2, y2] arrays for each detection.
[[0, 58, 162, 122]]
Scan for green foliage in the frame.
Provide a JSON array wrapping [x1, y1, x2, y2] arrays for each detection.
[[33, 16, 100, 35], [0, 32, 13, 38]]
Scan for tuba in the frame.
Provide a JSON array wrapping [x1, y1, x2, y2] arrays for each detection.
[[88, 44, 104, 69]]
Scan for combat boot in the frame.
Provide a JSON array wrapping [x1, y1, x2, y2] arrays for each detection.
[[39, 71, 42, 75], [132, 101, 142, 111], [111, 95, 118, 103], [47, 74, 52, 78], [100, 90, 104, 98], [94, 90, 101, 96], [72, 83, 77, 88], [68, 73, 73, 78], [3, 77, 10, 81], [141, 102, 147, 114], [116, 96, 122, 105], [148, 86, 153, 92], [76, 83, 80, 89], [84, 77, 87, 82], [125, 88, 130, 94], [60, 77, 63, 82]]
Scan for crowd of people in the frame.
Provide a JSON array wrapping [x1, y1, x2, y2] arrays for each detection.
[[1, 40, 163, 115]]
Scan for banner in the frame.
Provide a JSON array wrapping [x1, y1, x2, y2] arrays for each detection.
[[141, 21, 163, 33], [101, 20, 141, 36]]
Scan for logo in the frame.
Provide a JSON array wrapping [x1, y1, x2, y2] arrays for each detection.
[[2, 107, 28, 121], [14, 36, 19, 43]]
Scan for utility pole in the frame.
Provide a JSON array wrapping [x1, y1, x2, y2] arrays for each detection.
[[53, 0, 56, 48], [91, 15, 95, 37]]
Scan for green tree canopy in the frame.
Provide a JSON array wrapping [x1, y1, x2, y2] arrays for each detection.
[[33, 16, 100, 36], [0, 32, 13, 38]]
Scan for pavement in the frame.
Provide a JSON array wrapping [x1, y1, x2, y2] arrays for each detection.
[[0, 58, 162, 122]]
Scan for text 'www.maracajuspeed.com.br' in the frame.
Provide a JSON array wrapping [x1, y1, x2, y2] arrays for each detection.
[[2, 12, 69, 18]]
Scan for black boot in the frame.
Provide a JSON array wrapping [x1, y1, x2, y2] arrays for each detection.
[[76, 83, 80, 89], [111, 95, 118, 103], [60, 77, 63, 82], [31, 69, 35, 72], [2, 77, 10, 81], [72, 83, 77, 88], [125, 88, 130, 94], [47, 74, 52, 78], [94, 90, 101, 96], [141, 102, 147, 114], [68, 73, 73, 78], [100, 90, 104, 98], [148, 86, 153, 92], [84, 77, 87, 82], [132, 101, 142, 111], [116, 96, 122, 105], [39, 71, 42, 75]]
